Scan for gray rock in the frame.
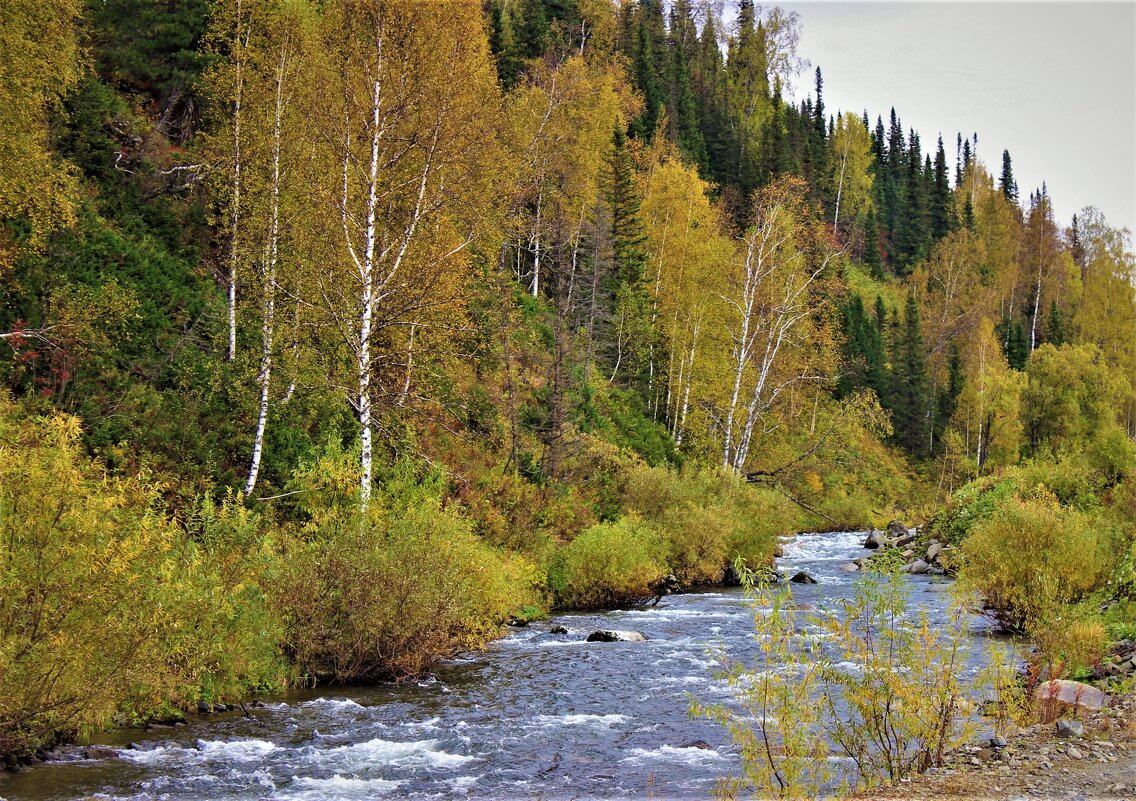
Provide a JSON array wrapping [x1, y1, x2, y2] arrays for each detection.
[[840, 562, 860, 573], [1055, 719, 1085, 738], [789, 571, 817, 584], [893, 533, 916, 548], [1034, 679, 1110, 712], [886, 520, 909, 538], [863, 530, 886, 550], [991, 735, 1008, 748], [926, 542, 943, 562], [550, 625, 569, 634], [909, 559, 930, 574], [586, 629, 647, 643], [1065, 746, 1083, 760], [81, 746, 119, 760]]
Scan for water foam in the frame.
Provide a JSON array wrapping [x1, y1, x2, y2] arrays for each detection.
[[621, 745, 726, 764], [532, 713, 630, 728], [318, 737, 475, 770], [285, 774, 404, 799]]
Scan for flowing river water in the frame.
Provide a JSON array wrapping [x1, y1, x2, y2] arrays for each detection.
[[2, 531, 1003, 801]]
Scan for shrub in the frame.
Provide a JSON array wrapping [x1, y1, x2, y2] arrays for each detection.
[[621, 464, 793, 584], [0, 400, 283, 757], [276, 489, 539, 682], [959, 488, 1113, 633], [697, 565, 975, 797], [548, 516, 666, 609]]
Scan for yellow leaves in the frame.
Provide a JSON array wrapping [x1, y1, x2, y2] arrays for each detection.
[[0, 0, 84, 266]]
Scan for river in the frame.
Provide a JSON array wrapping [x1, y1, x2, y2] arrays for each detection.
[[1, 530, 1002, 801]]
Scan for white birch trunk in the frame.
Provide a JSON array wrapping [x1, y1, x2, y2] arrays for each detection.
[[227, 1, 247, 362], [244, 44, 286, 498]]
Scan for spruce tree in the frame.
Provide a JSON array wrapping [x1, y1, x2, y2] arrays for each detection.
[[893, 291, 930, 455], [931, 135, 952, 239], [862, 208, 883, 278], [667, 5, 708, 170], [1044, 299, 1066, 346], [999, 149, 1018, 203], [603, 124, 651, 390]]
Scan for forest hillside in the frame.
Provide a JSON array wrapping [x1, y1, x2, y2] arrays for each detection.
[[1, 0, 1134, 761]]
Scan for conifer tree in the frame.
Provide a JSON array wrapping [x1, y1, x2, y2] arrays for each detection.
[[604, 124, 651, 389], [999, 149, 1018, 203], [931, 135, 952, 239], [892, 291, 930, 455], [667, 4, 707, 169]]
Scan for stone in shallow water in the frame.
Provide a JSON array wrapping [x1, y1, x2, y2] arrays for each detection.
[[586, 629, 646, 643], [789, 571, 817, 584]]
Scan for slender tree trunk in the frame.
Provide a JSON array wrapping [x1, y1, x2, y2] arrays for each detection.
[[398, 324, 416, 406], [834, 131, 849, 230], [244, 45, 287, 498], [228, 1, 247, 362]]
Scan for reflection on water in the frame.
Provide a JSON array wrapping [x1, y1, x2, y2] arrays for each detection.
[[3, 531, 1002, 801]]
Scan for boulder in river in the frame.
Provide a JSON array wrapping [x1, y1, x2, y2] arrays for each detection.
[[586, 629, 647, 643], [886, 519, 909, 538], [926, 542, 943, 563], [840, 562, 859, 573], [789, 571, 817, 584], [1033, 679, 1110, 713], [863, 530, 886, 549], [908, 559, 930, 574], [550, 625, 569, 635]]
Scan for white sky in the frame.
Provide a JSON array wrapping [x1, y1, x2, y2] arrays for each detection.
[[764, 1, 1136, 238]]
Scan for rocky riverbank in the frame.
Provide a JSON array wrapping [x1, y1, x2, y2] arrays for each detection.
[[856, 692, 1136, 801]]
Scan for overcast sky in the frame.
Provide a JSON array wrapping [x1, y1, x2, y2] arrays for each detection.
[[763, 1, 1136, 238]]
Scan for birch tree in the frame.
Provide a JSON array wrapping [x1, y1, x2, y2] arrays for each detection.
[[313, 0, 501, 513], [722, 178, 838, 472]]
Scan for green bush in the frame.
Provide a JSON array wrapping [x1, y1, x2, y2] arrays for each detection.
[[548, 516, 667, 609], [0, 399, 283, 757], [276, 468, 540, 681], [621, 464, 793, 585], [959, 487, 1114, 633]]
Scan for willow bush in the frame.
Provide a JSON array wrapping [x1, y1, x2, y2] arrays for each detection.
[[622, 463, 795, 585], [275, 457, 541, 682], [698, 564, 976, 799], [547, 515, 667, 609], [0, 399, 283, 756]]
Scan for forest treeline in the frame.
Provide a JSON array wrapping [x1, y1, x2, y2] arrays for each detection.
[[1, 0, 1134, 759]]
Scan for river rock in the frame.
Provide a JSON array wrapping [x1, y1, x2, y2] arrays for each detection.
[[893, 533, 916, 548], [926, 542, 943, 562], [550, 625, 569, 635], [681, 740, 713, 750], [908, 559, 930, 574], [1055, 719, 1085, 738], [864, 530, 887, 549], [586, 629, 647, 643], [81, 746, 119, 760], [1033, 679, 1110, 712], [840, 562, 860, 572], [886, 520, 909, 538], [789, 571, 817, 584]]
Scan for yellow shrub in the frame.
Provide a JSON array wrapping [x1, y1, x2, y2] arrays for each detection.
[[548, 516, 667, 609], [959, 488, 1112, 633], [276, 498, 539, 682]]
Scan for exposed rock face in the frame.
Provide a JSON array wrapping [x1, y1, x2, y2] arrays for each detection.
[[586, 630, 647, 643], [1033, 679, 1111, 713]]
